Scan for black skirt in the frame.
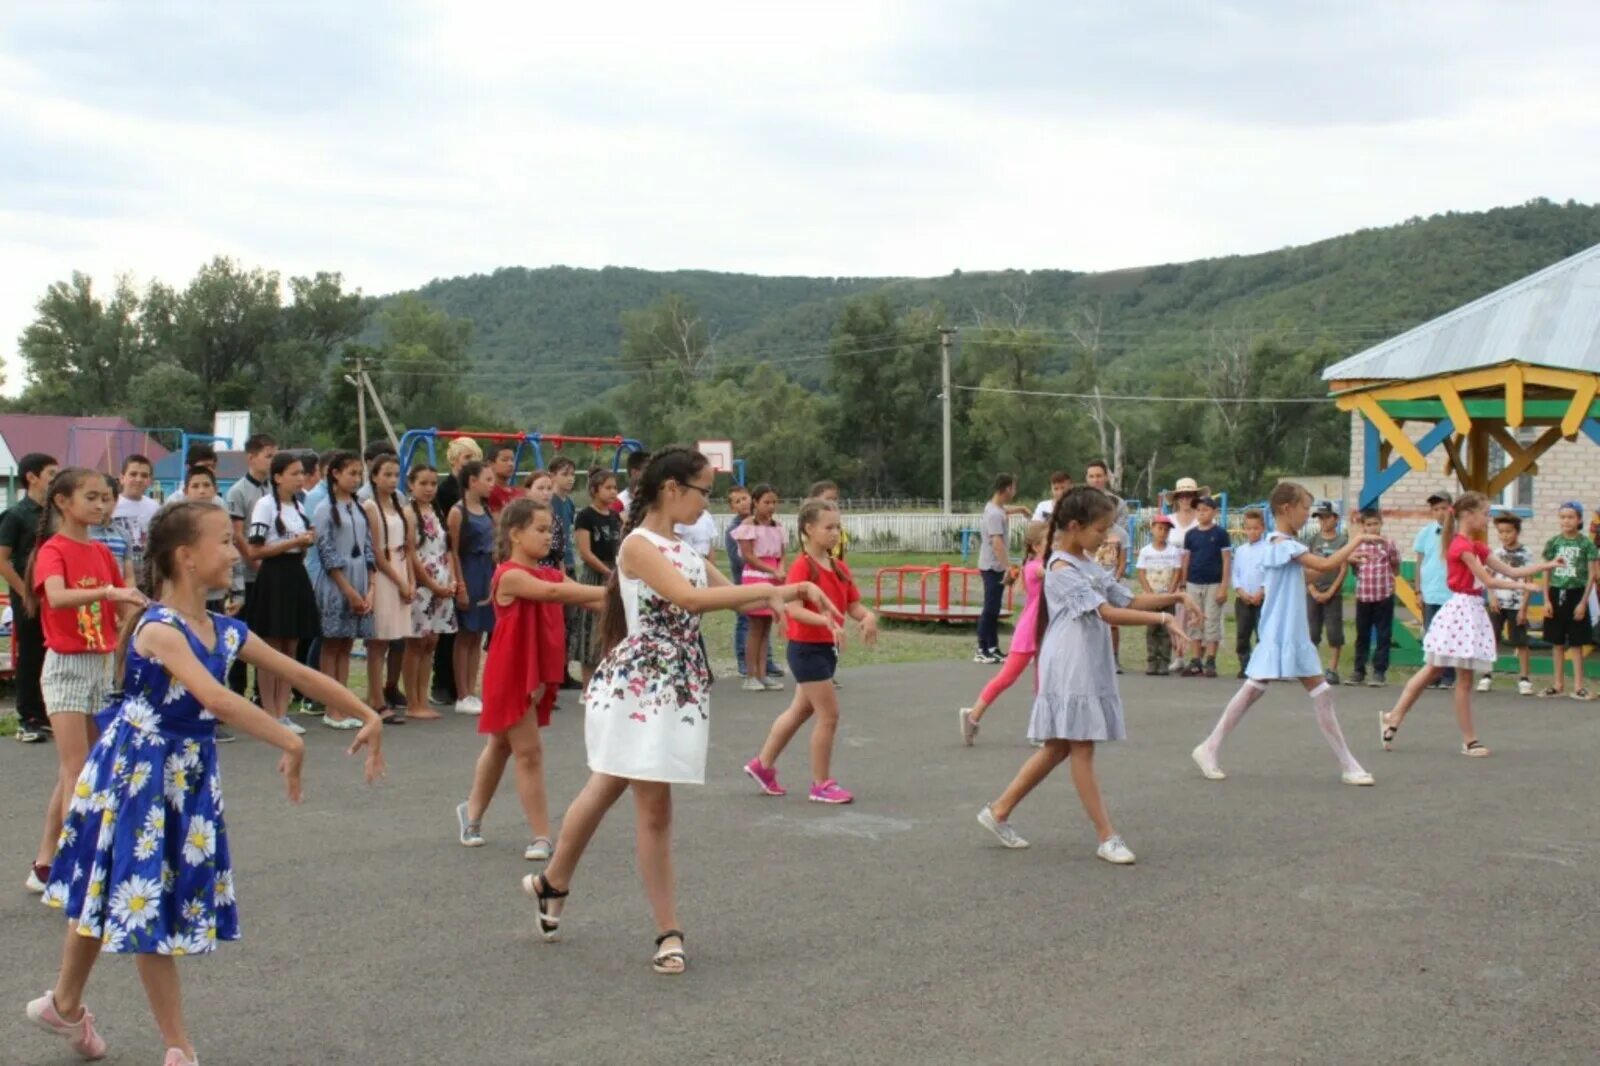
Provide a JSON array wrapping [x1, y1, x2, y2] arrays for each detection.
[[250, 553, 320, 639]]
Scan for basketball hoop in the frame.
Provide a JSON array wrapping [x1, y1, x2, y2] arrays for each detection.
[[697, 439, 734, 474]]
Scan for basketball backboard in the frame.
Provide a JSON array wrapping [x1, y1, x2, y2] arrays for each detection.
[[697, 439, 734, 473]]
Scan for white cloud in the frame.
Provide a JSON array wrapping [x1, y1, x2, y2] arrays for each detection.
[[2, 0, 1599, 396]]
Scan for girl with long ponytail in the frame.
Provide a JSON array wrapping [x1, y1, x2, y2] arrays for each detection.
[[524, 447, 839, 976]]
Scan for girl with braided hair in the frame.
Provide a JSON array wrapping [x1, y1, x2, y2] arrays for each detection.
[[244, 452, 318, 735]]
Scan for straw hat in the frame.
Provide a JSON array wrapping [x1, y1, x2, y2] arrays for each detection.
[[1171, 477, 1210, 498]]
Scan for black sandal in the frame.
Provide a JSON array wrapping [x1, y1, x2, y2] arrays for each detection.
[[652, 929, 686, 975], [521, 873, 568, 941], [1380, 710, 1399, 751]]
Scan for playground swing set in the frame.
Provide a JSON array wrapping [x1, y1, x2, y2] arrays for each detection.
[[395, 428, 645, 482]]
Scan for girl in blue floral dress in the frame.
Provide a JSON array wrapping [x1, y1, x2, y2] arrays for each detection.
[[25, 501, 384, 1066], [523, 447, 835, 976]]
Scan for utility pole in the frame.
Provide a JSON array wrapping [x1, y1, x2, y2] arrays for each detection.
[[347, 351, 368, 458], [939, 327, 955, 515]]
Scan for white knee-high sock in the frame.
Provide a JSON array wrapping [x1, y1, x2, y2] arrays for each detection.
[[1309, 681, 1363, 774], [1203, 680, 1266, 754]]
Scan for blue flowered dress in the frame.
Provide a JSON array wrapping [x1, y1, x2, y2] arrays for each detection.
[[584, 529, 711, 784], [42, 605, 246, 955]]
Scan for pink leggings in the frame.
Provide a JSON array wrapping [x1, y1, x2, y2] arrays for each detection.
[[978, 650, 1038, 706]]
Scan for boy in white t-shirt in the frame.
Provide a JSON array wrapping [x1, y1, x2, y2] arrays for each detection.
[[1137, 515, 1184, 675], [1031, 471, 1072, 521], [110, 453, 161, 578]]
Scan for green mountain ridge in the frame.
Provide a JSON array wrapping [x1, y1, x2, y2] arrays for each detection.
[[390, 199, 1600, 428]]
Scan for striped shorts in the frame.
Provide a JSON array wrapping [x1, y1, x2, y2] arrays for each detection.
[[42, 651, 115, 716]]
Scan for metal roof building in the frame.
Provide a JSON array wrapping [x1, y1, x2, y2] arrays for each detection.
[[1324, 242, 1600, 385]]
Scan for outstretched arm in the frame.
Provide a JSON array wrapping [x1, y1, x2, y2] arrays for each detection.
[[1461, 553, 1541, 595], [496, 569, 607, 608]]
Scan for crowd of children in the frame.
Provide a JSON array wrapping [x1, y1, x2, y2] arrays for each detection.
[[17, 435, 1600, 1062]]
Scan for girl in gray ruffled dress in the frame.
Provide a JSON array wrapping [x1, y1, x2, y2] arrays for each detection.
[[978, 487, 1194, 864]]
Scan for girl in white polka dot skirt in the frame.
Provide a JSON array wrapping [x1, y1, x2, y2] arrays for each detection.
[[1380, 492, 1552, 757]]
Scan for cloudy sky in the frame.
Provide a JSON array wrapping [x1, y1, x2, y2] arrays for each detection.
[[3, 1, 1598, 392]]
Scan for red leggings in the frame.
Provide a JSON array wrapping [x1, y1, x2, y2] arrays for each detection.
[[978, 649, 1038, 707]]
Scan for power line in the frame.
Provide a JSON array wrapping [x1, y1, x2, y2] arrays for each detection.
[[952, 384, 1329, 405]]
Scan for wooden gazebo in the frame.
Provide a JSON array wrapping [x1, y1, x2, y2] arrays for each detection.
[[1323, 242, 1600, 631]]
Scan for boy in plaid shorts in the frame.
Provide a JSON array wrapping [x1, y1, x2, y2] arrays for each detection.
[[1348, 508, 1399, 686]]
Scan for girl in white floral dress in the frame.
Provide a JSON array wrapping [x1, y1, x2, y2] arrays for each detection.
[[524, 447, 836, 976], [25, 502, 384, 1066]]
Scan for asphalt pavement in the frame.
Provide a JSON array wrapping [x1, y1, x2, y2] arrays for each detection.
[[4, 664, 1600, 1065]]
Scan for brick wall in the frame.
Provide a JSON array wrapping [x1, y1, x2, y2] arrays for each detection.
[[1345, 411, 1600, 553]]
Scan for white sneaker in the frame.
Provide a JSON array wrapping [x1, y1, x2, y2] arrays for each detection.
[[24, 867, 47, 893], [741, 678, 764, 692], [1476, 676, 1493, 693], [959, 707, 979, 746], [321, 714, 360, 730], [1190, 744, 1225, 780], [278, 716, 307, 736], [454, 697, 482, 715], [761, 677, 784, 691], [1341, 770, 1376, 786], [525, 837, 552, 861], [977, 805, 1028, 849], [1097, 835, 1136, 864], [456, 801, 485, 847], [1517, 678, 1534, 697]]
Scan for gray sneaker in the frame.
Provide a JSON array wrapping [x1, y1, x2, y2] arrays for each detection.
[[456, 801, 485, 847], [959, 707, 979, 747], [977, 805, 1028, 849]]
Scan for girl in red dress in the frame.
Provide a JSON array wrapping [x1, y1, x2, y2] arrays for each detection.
[[455, 499, 604, 860]]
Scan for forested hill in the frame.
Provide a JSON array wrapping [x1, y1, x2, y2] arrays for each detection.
[[392, 199, 1600, 429]]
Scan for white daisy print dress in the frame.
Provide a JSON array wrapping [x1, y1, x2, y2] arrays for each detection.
[[43, 605, 247, 955]]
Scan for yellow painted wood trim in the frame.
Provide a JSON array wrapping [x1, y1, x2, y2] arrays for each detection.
[[1504, 365, 1524, 427], [1352, 395, 1426, 469], [1394, 575, 1423, 623], [1523, 366, 1600, 392], [1436, 382, 1472, 434], [1487, 425, 1563, 496], [1562, 377, 1599, 436]]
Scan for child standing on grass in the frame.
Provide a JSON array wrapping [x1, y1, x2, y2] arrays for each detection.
[[1136, 515, 1184, 677], [26, 501, 382, 1066], [1483, 512, 1534, 695], [1302, 501, 1349, 685], [744, 499, 877, 800], [731, 483, 788, 692], [523, 447, 835, 974], [1191, 482, 1380, 787], [1538, 502, 1596, 699], [450, 460, 497, 713], [1380, 493, 1550, 757], [27, 470, 148, 897], [1178, 496, 1231, 677], [1348, 508, 1400, 688], [312, 452, 375, 730], [1230, 509, 1268, 679], [456, 499, 605, 859], [977, 487, 1194, 860], [960, 521, 1048, 743]]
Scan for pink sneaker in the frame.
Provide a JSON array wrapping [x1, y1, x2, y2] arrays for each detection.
[[26, 991, 108, 1059], [808, 779, 854, 804], [742, 757, 785, 796]]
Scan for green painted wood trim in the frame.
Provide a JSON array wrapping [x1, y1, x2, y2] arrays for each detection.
[[1378, 398, 1600, 419]]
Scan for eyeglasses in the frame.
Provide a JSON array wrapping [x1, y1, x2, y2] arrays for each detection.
[[682, 483, 713, 499]]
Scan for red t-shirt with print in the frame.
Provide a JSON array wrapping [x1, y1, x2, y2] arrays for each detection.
[[1445, 534, 1490, 594], [784, 555, 860, 644], [32, 534, 125, 653]]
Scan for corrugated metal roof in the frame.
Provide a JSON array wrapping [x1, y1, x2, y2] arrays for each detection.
[[1322, 242, 1600, 384], [0, 415, 170, 472]]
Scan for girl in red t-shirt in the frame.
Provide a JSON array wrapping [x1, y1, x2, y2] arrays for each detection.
[[26, 469, 148, 893], [1382, 492, 1551, 757], [743, 499, 878, 804], [457, 499, 605, 860]]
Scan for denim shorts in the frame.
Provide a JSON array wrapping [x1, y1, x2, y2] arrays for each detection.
[[786, 640, 838, 684]]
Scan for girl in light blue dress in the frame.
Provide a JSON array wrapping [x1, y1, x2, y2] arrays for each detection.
[[1192, 482, 1380, 787], [25, 500, 383, 1066], [977, 487, 1193, 864]]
